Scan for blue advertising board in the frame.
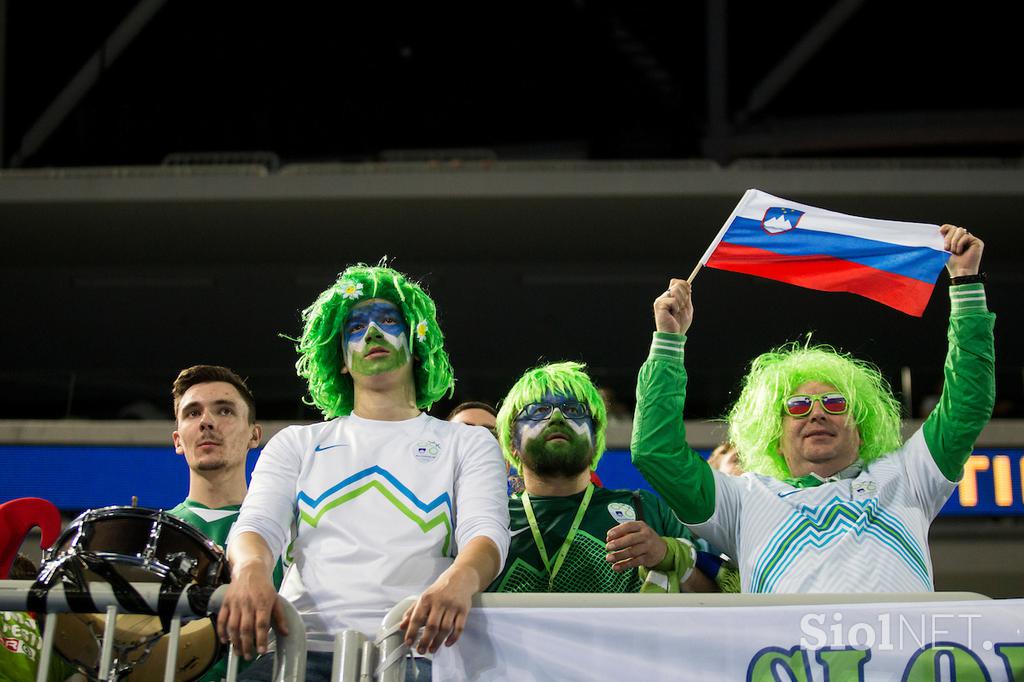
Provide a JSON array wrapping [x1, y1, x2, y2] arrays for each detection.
[[1, 445, 1022, 516]]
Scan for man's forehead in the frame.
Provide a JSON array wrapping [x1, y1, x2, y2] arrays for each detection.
[[537, 390, 579, 402], [792, 380, 839, 394], [345, 298, 403, 320], [518, 390, 584, 412], [451, 408, 496, 428], [179, 381, 245, 408]]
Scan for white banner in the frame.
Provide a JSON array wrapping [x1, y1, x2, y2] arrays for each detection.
[[434, 599, 1024, 681]]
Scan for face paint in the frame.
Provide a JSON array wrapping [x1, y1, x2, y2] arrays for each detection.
[[514, 392, 594, 477], [343, 300, 411, 376]]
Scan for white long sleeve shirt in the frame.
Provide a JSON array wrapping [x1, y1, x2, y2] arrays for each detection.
[[230, 412, 510, 646]]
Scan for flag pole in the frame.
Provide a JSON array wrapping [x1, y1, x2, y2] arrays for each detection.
[[690, 189, 755, 287]]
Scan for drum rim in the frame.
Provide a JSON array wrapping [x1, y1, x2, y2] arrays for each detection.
[[52, 505, 227, 563]]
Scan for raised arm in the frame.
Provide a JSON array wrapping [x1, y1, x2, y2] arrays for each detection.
[[922, 225, 996, 480], [631, 279, 717, 524]]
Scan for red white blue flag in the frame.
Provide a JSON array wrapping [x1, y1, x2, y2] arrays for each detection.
[[700, 189, 950, 316]]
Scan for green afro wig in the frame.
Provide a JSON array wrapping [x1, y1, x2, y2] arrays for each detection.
[[496, 361, 608, 471], [728, 342, 903, 480], [294, 264, 454, 417]]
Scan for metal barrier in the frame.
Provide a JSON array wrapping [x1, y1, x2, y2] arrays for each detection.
[[0, 582, 1007, 681]]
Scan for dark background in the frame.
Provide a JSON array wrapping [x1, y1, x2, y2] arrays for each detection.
[[2, 2, 1022, 421]]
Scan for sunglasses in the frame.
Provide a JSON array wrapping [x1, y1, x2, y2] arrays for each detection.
[[783, 392, 849, 418], [516, 400, 591, 421]]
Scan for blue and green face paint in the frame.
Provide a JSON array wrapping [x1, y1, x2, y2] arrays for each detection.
[[514, 392, 594, 477], [342, 299, 411, 376]]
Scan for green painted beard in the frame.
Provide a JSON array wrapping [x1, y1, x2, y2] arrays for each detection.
[[519, 423, 592, 478], [348, 338, 411, 376]]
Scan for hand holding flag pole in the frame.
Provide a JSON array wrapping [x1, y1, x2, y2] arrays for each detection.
[[692, 189, 952, 316], [940, 223, 983, 277]]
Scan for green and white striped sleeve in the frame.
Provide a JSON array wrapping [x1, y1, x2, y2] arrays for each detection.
[[650, 331, 686, 361], [922, 283, 996, 480], [949, 282, 988, 315]]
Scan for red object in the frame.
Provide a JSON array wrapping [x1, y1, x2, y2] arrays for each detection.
[[590, 471, 603, 487], [0, 498, 61, 579], [706, 242, 934, 317]]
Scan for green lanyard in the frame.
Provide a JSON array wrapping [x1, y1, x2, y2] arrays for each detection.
[[521, 483, 594, 591]]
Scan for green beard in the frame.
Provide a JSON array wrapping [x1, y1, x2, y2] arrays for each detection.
[[348, 340, 410, 376], [520, 425, 592, 478]]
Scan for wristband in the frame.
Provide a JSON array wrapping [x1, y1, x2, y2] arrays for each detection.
[[950, 273, 986, 285], [695, 550, 724, 579]]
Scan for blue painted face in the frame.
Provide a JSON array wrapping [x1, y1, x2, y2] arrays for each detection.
[[515, 392, 592, 425], [342, 300, 411, 375], [343, 300, 408, 345], [514, 391, 594, 449], [513, 391, 595, 476]]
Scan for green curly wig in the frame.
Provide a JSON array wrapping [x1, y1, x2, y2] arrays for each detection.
[[728, 342, 903, 480], [496, 361, 608, 471], [294, 264, 454, 417]]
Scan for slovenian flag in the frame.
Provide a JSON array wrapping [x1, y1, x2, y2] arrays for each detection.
[[699, 189, 950, 316]]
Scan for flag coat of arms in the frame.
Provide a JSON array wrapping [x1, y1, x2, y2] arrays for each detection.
[[699, 189, 950, 316]]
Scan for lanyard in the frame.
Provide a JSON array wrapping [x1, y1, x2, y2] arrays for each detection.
[[521, 482, 594, 590]]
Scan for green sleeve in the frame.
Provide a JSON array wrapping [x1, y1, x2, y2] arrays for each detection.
[[643, 489, 696, 542], [922, 284, 996, 481], [631, 332, 717, 524]]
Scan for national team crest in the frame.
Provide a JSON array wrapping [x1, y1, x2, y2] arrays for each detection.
[[761, 206, 804, 234], [607, 503, 636, 524], [413, 440, 441, 463], [852, 480, 878, 500]]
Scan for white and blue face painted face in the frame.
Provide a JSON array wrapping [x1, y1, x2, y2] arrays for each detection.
[[342, 299, 411, 375], [513, 391, 595, 476]]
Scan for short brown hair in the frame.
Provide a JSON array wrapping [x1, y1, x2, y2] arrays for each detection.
[[446, 401, 497, 421], [172, 365, 256, 423]]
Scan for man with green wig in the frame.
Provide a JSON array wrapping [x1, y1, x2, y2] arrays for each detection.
[[218, 265, 510, 681], [490, 361, 718, 594], [632, 225, 993, 593]]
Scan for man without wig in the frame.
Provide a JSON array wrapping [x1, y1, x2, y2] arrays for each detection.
[[169, 364, 283, 681], [632, 225, 994, 593]]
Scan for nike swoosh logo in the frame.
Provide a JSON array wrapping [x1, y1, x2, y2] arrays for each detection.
[[509, 527, 530, 537], [314, 443, 349, 452], [777, 489, 803, 498]]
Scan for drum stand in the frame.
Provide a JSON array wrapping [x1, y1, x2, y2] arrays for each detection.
[[0, 580, 412, 682]]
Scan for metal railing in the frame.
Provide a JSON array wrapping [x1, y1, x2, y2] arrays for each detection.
[[0, 581, 1004, 681], [0, 580, 417, 682]]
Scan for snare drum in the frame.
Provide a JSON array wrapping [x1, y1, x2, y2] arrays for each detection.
[[42, 506, 230, 681]]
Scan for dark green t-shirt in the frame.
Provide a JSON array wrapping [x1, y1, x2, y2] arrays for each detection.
[[489, 487, 695, 593], [168, 499, 285, 682]]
